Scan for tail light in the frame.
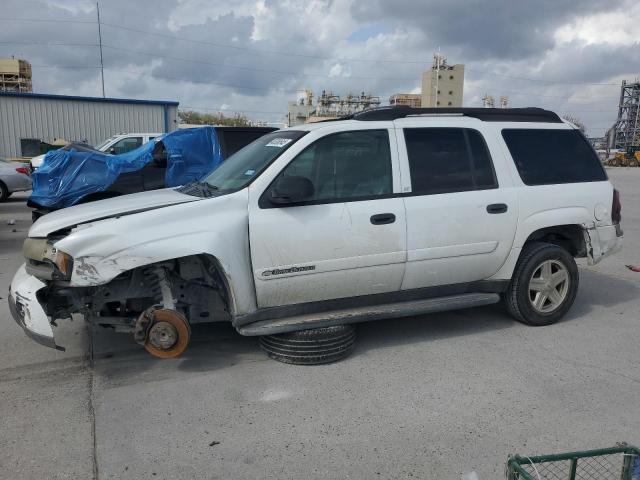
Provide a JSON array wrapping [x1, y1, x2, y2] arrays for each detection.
[[612, 188, 621, 224], [15, 166, 29, 175]]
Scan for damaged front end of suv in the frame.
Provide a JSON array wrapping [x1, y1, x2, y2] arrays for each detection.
[[9, 187, 249, 358]]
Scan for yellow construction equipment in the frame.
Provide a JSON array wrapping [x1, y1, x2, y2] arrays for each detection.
[[607, 147, 640, 167]]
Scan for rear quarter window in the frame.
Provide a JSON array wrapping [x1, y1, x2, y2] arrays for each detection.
[[502, 128, 607, 185]]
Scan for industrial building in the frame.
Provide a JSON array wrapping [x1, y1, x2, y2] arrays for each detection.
[[0, 92, 178, 158], [287, 89, 381, 126], [612, 79, 640, 150], [0, 58, 32, 93], [482, 94, 509, 108], [389, 93, 422, 108], [421, 54, 465, 108]]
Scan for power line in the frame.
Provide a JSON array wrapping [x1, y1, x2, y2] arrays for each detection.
[[100, 44, 418, 82], [30, 64, 101, 69], [99, 21, 429, 65], [103, 66, 277, 92], [0, 40, 98, 47], [0, 16, 627, 88], [0, 16, 96, 24], [466, 68, 620, 86]]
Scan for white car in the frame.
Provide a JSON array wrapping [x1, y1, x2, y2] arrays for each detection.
[[29, 133, 161, 171], [0, 157, 31, 201], [9, 107, 622, 364]]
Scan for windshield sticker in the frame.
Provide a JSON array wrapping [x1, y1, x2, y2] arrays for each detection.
[[265, 138, 293, 148], [243, 169, 256, 176]]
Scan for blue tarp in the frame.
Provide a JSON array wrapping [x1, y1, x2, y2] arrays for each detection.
[[30, 126, 223, 209]]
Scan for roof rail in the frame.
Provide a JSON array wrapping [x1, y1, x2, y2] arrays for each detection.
[[345, 106, 563, 123]]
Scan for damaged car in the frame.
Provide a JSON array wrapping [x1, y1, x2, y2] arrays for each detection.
[[8, 107, 623, 364], [27, 126, 276, 220]]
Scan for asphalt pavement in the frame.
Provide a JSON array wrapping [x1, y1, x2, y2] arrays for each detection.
[[1, 169, 639, 479]]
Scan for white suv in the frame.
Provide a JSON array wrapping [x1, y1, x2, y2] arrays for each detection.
[[9, 107, 622, 363]]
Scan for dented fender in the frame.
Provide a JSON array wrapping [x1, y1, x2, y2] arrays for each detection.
[[50, 189, 258, 316]]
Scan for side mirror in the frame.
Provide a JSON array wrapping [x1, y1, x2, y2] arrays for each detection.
[[270, 176, 314, 205], [108, 147, 116, 155]]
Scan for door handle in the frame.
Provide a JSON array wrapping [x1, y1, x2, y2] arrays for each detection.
[[370, 213, 396, 225], [486, 203, 508, 214]]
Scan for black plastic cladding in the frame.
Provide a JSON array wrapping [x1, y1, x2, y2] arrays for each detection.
[[337, 106, 563, 123]]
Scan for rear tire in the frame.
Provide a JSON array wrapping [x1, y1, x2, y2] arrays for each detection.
[[0, 182, 9, 202], [505, 242, 579, 326], [259, 325, 356, 365]]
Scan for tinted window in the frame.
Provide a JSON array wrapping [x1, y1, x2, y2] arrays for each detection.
[[276, 130, 392, 202], [404, 128, 497, 195], [502, 129, 607, 185], [223, 130, 272, 157]]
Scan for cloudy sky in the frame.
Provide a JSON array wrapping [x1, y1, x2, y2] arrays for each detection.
[[1, 0, 638, 135]]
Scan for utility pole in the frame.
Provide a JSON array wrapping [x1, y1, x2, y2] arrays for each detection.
[[434, 47, 441, 108], [96, 1, 105, 97]]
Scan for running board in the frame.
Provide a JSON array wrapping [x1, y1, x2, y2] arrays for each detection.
[[238, 293, 500, 337]]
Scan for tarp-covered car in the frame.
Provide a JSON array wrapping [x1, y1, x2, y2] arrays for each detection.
[[28, 126, 276, 218]]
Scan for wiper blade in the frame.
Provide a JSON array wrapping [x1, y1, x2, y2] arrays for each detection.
[[177, 180, 219, 198]]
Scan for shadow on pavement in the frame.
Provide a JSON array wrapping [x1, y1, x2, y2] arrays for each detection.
[[89, 267, 639, 378], [567, 268, 640, 318]]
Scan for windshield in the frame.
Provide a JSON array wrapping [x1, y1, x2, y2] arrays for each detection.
[[201, 130, 306, 191], [94, 135, 118, 151]]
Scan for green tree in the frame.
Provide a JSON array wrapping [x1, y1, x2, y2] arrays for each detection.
[[178, 110, 251, 127]]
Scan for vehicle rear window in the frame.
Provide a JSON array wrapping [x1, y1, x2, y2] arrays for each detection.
[[501, 129, 607, 185], [403, 128, 497, 195]]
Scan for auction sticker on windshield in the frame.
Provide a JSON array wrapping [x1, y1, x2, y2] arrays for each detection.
[[265, 138, 293, 148]]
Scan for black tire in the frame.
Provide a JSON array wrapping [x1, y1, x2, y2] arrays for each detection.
[[0, 182, 8, 202], [505, 242, 579, 326], [259, 325, 356, 365]]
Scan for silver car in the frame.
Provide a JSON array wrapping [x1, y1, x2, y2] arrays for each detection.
[[0, 157, 32, 201]]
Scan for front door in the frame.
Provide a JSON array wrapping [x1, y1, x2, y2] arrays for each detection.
[[248, 128, 407, 308]]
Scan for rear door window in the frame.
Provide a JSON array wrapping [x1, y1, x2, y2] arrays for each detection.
[[403, 128, 497, 195], [501, 129, 607, 185]]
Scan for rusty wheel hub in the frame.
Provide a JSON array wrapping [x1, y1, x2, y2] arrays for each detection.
[[148, 321, 179, 350], [135, 308, 191, 359]]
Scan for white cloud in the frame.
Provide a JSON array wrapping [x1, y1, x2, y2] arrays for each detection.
[[554, 3, 640, 46], [0, 0, 637, 136]]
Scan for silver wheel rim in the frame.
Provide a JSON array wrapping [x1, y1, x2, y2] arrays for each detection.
[[528, 259, 570, 313]]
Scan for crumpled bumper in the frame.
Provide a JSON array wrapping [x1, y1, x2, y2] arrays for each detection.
[[8, 264, 63, 350], [584, 223, 623, 266]]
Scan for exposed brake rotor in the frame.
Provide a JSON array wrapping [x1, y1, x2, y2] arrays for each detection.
[[134, 308, 191, 359]]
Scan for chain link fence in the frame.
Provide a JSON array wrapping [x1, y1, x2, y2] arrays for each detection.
[[506, 445, 640, 480]]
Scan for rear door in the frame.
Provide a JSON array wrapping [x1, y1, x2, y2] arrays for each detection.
[[248, 126, 407, 308], [395, 118, 518, 289]]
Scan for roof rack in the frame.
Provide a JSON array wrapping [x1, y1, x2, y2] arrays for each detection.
[[342, 106, 562, 123]]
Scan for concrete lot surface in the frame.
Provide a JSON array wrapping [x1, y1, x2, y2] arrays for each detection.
[[1, 169, 639, 479]]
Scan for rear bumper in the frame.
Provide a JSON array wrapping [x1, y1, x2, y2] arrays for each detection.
[[584, 223, 622, 265], [8, 264, 62, 350]]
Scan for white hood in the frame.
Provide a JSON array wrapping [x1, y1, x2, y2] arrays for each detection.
[[30, 188, 201, 237]]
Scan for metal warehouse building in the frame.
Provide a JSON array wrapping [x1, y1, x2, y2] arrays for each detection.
[[0, 92, 179, 158]]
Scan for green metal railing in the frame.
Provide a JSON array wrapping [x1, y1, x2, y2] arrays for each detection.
[[507, 445, 640, 480]]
